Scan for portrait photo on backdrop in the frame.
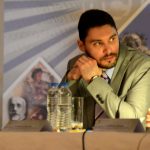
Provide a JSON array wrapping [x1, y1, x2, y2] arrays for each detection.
[[8, 96, 27, 121], [121, 32, 150, 56]]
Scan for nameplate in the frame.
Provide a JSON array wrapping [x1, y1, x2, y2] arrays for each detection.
[[93, 119, 144, 132], [2, 120, 51, 132]]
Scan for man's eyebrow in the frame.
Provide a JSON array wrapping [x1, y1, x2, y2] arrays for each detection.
[[89, 33, 117, 43], [90, 39, 102, 43], [110, 33, 117, 38]]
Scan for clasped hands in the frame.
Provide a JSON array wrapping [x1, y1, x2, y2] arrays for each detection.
[[67, 55, 102, 83]]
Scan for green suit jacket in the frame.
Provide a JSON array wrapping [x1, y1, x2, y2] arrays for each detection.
[[62, 44, 150, 129]]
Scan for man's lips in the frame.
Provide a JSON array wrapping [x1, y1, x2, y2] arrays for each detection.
[[103, 55, 116, 61]]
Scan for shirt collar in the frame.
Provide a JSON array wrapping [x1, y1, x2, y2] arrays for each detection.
[[106, 67, 114, 79]]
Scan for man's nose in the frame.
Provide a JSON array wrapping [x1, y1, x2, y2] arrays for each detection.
[[14, 105, 17, 111], [103, 44, 111, 55]]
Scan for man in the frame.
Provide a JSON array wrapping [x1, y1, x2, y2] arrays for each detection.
[[9, 96, 27, 121], [62, 9, 150, 129]]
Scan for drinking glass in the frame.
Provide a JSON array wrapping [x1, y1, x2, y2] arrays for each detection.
[[71, 97, 84, 130]]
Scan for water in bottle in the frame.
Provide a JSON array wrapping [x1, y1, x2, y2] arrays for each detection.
[[47, 82, 59, 131], [57, 82, 72, 132]]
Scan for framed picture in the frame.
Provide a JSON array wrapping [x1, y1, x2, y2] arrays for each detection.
[[2, 57, 61, 128]]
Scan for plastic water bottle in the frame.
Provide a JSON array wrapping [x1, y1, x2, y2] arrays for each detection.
[[57, 82, 72, 132], [47, 82, 59, 131]]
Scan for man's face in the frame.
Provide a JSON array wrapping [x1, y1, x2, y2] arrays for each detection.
[[35, 72, 42, 81], [9, 97, 26, 120], [78, 25, 119, 69]]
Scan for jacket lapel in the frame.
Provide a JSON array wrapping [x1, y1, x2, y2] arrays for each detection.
[[110, 45, 134, 95]]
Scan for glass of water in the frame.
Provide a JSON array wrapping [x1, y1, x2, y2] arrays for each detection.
[[71, 97, 84, 130]]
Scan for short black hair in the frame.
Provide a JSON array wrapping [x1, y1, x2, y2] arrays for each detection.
[[31, 68, 43, 79], [78, 9, 117, 41]]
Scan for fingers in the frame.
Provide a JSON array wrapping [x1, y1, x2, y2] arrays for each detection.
[[67, 67, 81, 80], [67, 55, 98, 81], [79, 55, 94, 62], [76, 55, 97, 67]]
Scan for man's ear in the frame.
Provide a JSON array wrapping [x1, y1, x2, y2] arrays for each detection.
[[77, 40, 85, 52]]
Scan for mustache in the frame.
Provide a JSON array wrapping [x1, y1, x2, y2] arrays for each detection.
[[100, 53, 118, 60], [85, 52, 118, 61]]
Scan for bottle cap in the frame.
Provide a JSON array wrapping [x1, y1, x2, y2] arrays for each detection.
[[48, 82, 59, 87], [59, 82, 68, 87]]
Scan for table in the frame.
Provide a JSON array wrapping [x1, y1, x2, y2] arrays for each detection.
[[0, 131, 150, 150]]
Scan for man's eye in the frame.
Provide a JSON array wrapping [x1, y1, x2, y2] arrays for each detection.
[[93, 42, 102, 46], [110, 37, 116, 42], [17, 104, 21, 108]]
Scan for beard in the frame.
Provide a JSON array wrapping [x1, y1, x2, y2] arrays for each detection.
[[98, 53, 118, 69]]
